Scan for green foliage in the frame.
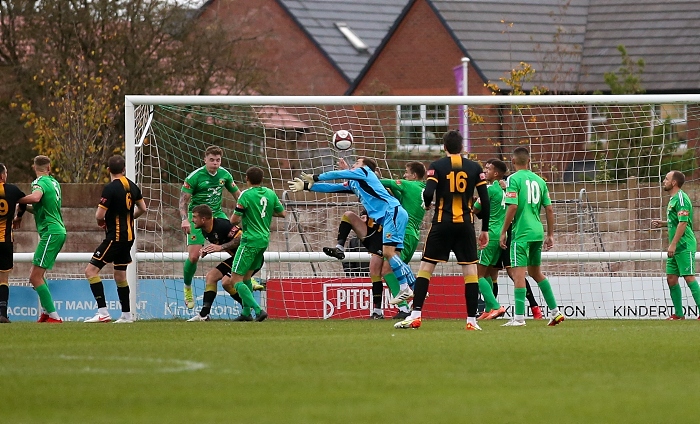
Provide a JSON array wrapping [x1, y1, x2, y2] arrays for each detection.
[[603, 45, 645, 95]]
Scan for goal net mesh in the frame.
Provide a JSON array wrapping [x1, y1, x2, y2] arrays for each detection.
[[131, 99, 699, 320]]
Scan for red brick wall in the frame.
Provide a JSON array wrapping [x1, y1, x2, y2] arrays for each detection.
[[199, 0, 349, 95]]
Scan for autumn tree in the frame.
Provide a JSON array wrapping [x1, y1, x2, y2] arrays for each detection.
[[1, 0, 268, 182]]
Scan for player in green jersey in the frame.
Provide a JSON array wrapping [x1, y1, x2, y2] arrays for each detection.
[[17, 156, 65, 323], [179, 146, 240, 309], [651, 170, 700, 320], [473, 159, 543, 320], [500, 147, 563, 327], [227, 166, 285, 322]]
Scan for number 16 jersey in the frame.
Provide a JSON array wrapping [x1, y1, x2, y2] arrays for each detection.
[[426, 154, 486, 224], [504, 169, 551, 242]]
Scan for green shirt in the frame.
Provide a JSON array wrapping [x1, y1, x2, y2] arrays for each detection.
[[234, 187, 284, 249], [504, 170, 551, 242], [667, 189, 696, 252], [474, 182, 506, 240], [182, 166, 238, 215], [31, 175, 66, 235], [380, 179, 426, 239]]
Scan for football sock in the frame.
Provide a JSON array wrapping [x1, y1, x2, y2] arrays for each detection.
[[183, 258, 197, 287], [116, 281, 130, 313], [412, 270, 432, 311], [514, 287, 527, 316], [88, 276, 107, 308], [525, 278, 539, 307], [387, 255, 408, 286], [668, 284, 684, 317], [383, 272, 401, 296], [235, 282, 261, 314], [35, 281, 57, 314], [0, 284, 8, 317], [371, 276, 383, 309], [687, 280, 700, 308], [337, 216, 353, 247], [465, 275, 479, 317], [486, 276, 498, 297], [478, 277, 499, 310], [242, 279, 254, 293], [200, 289, 216, 317], [536, 278, 558, 311]]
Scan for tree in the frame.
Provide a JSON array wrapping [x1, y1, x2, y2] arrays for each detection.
[[2, 0, 268, 182]]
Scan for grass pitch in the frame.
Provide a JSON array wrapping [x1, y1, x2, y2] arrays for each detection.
[[1, 319, 698, 423]]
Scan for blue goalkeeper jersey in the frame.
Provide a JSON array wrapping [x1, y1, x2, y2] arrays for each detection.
[[311, 166, 400, 224]]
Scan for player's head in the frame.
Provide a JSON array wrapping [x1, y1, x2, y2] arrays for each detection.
[[485, 159, 507, 182], [107, 155, 126, 175], [443, 130, 463, 154], [0, 163, 6, 182], [33, 155, 51, 174], [512, 147, 530, 167], [192, 204, 213, 228], [246, 166, 264, 185], [663, 170, 685, 191], [204, 146, 223, 173], [404, 161, 426, 180], [354, 157, 377, 172]]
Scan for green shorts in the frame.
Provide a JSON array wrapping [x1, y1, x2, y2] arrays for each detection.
[[510, 240, 542, 268], [479, 240, 502, 267], [186, 210, 228, 246], [231, 244, 265, 276], [666, 250, 696, 276], [33, 233, 66, 270], [400, 234, 419, 264]]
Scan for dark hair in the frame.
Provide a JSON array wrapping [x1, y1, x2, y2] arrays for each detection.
[[406, 161, 426, 179], [512, 147, 530, 165], [34, 155, 51, 168], [443, 130, 463, 154], [359, 157, 377, 172], [108, 155, 126, 175], [0, 163, 5, 174], [490, 159, 508, 175], [192, 204, 213, 219], [671, 170, 685, 188], [246, 166, 264, 185], [205, 146, 223, 157]]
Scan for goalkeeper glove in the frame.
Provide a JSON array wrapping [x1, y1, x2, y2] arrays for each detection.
[[288, 177, 308, 192], [300, 172, 316, 188]]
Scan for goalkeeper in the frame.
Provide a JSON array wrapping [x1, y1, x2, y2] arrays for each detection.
[[323, 162, 427, 319], [179, 146, 240, 310], [186, 204, 265, 322], [289, 157, 416, 305]]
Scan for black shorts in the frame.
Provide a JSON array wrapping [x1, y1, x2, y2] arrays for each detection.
[[361, 222, 384, 257], [216, 256, 263, 278], [90, 240, 134, 270], [494, 228, 513, 269], [0, 242, 13, 272], [422, 223, 477, 265]]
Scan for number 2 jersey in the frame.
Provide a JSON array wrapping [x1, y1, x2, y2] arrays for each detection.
[[0, 182, 26, 243], [424, 154, 488, 227], [504, 169, 552, 242], [666, 189, 696, 252], [98, 176, 143, 242], [31, 175, 66, 235], [234, 187, 284, 249]]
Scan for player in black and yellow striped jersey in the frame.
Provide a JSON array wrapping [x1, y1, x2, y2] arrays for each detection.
[[394, 130, 490, 331], [84, 155, 147, 324], [0, 163, 28, 323]]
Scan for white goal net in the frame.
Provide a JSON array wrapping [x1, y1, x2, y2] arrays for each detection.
[[126, 95, 700, 320]]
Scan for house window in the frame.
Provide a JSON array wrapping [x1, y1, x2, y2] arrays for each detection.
[[397, 105, 449, 149], [587, 105, 608, 146], [653, 104, 687, 142]]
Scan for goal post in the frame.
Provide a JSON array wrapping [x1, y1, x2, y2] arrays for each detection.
[[124, 94, 700, 320]]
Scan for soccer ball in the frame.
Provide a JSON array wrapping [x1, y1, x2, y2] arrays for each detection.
[[332, 130, 353, 151]]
